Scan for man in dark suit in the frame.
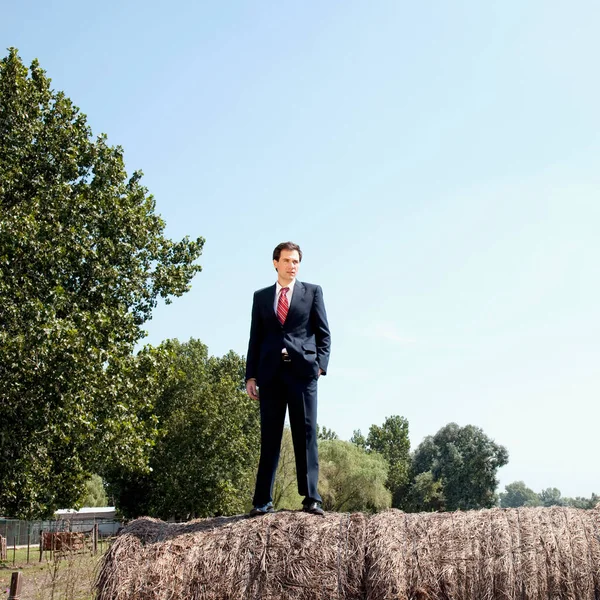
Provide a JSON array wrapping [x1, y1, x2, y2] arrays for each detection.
[[246, 241, 331, 516]]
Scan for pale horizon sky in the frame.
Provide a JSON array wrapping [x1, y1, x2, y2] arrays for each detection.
[[3, 0, 598, 499]]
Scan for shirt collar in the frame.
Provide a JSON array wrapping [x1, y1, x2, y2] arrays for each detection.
[[276, 279, 296, 295]]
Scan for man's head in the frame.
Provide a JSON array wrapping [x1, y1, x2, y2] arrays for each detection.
[[273, 241, 302, 285]]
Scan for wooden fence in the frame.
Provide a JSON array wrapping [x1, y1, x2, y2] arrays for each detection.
[[40, 531, 86, 552], [39, 524, 98, 558]]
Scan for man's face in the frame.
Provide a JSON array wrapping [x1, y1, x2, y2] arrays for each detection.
[[274, 249, 300, 284]]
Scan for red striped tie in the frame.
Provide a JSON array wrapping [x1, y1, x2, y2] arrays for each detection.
[[277, 287, 289, 324]]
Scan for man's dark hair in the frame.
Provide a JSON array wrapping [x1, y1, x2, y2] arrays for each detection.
[[273, 241, 302, 262]]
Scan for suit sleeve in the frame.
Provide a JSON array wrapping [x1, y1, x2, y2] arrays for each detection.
[[245, 292, 261, 381], [311, 285, 331, 375]]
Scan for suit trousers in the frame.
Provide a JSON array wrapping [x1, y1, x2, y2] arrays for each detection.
[[252, 363, 322, 506]]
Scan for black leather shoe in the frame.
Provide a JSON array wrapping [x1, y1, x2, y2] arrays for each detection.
[[249, 502, 275, 516], [302, 501, 324, 516]]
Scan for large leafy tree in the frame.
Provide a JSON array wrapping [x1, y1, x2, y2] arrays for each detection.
[[106, 339, 260, 520], [412, 423, 509, 511], [273, 431, 392, 513], [364, 415, 411, 509], [78, 474, 109, 508], [539, 487, 564, 507], [0, 49, 204, 518], [499, 481, 541, 508], [318, 440, 391, 513]]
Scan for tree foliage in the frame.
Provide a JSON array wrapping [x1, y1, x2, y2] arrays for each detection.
[[319, 440, 391, 513], [406, 471, 445, 512], [105, 339, 260, 520], [563, 493, 599, 509], [364, 415, 411, 508], [78, 474, 108, 508], [0, 49, 204, 518], [272, 428, 303, 509], [270, 430, 393, 513], [317, 425, 338, 441], [539, 487, 563, 507], [412, 423, 509, 511], [500, 483, 598, 510], [499, 481, 541, 508], [350, 429, 367, 450]]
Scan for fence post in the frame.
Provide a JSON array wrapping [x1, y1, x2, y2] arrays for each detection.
[[12, 537, 16, 566], [8, 571, 22, 600], [39, 532, 43, 563], [93, 524, 98, 555]]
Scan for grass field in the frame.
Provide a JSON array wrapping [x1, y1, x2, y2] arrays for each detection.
[[1, 547, 105, 600]]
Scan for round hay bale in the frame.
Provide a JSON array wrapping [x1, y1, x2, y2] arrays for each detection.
[[365, 506, 600, 600], [96, 510, 367, 600]]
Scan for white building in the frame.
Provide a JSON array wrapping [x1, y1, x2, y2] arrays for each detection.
[[54, 507, 121, 536]]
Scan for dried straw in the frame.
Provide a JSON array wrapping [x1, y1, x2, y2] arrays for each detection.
[[96, 510, 367, 600], [365, 506, 600, 600], [96, 506, 600, 600]]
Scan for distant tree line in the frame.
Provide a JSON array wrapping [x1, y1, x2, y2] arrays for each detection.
[[499, 481, 598, 509]]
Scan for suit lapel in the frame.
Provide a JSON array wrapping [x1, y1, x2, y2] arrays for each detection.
[[287, 280, 305, 324], [263, 284, 279, 324]]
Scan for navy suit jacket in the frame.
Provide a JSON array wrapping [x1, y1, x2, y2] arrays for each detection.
[[245, 281, 331, 386]]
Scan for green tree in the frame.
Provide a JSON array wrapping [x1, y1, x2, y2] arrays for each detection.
[[78, 474, 108, 508], [272, 428, 302, 509], [499, 481, 541, 508], [0, 49, 204, 518], [406, 471, 445, 512], [412, 423, 509, 511], [105, 339, 260, 520], [350, 429, 367, 449], [365, 416, 411, 508], [318, 440, 391, 512], [317, 425, 338, 441], [539, 487, 564, 507], [563, 493, 599, 509]]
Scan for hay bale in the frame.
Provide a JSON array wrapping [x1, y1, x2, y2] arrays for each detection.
[[365, 506, 600, 600], [96, 510, 367, 600]]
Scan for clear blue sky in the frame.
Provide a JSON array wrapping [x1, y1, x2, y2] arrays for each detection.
[[3, 0, 599, 498]]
